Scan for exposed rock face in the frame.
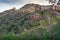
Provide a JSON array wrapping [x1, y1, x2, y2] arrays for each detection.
[[30, 13, 40, 21], [19, 4, 53, 13], [20, 4, 41, 13], [12, 7, 17, 11]]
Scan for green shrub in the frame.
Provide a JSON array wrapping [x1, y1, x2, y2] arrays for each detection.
[[0, 33, 20, 40]]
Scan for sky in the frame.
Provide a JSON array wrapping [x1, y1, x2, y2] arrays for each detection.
[[0, 0, 52, 12]]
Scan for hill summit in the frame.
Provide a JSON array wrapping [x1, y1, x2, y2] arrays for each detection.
[[19, 4, 60, 13]]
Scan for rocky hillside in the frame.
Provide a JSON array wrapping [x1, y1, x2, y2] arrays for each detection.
[[0, 4, 60, 40], [19, 4, 50, 13]]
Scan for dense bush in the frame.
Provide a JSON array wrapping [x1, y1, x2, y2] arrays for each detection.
[[0, 33, 20, 40], [0, 31, 52, 40]]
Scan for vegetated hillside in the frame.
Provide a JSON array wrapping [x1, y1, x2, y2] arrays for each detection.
[[0, 4, 60, 40]]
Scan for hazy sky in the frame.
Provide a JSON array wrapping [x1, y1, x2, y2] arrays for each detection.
[[0, 0, 51, 12]]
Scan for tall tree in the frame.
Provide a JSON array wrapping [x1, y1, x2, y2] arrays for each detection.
[[49, 0, 58, 5]]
